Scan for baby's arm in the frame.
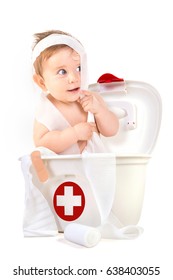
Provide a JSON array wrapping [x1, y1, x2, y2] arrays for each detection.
[[78, 91, 119, 137], [33, 120, 96, 154]]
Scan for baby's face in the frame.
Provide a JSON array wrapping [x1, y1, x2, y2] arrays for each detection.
[[42, 47, 81, 103]]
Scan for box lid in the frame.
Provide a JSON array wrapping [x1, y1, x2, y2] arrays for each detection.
[[89, 74, 162, 155]]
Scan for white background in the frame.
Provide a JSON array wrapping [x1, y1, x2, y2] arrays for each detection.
[[1, 0, 172, 279]]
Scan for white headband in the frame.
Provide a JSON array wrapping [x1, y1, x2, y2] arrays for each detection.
[[32, 34, 88, 90]]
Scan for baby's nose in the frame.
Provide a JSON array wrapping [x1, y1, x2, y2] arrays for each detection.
[[68, 72, 78, 83]]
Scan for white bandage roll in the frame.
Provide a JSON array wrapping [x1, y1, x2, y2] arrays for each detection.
[[99, 223, 143, 239], [64, 223, 101, 247]]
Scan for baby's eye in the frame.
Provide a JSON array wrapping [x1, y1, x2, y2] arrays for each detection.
[[58, 69, 67, 75], [76, 65, 81, 72]]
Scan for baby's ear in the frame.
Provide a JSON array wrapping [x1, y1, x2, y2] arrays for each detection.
[[33, 74, 47, 91]]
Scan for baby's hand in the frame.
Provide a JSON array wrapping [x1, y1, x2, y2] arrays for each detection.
[[74, 122, 97, 141], [78, 90, 102, 114]]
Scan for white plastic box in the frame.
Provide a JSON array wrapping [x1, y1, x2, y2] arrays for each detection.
[[20, 77, 162, 236]]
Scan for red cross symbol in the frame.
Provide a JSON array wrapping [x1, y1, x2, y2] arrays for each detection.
[[53, 181, 85, 221]]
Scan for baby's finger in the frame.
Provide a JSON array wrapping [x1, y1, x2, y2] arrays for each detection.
[[80, 90, 92, 96], [80, 96, 92, 104], [88, 122, 96, 127], [80, 99, 90, 108], [88, 122, 97, 133], [91, 126, 98, 133]]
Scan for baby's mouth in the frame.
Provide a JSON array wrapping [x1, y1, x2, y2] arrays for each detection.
[[68, 87, 80, 93]]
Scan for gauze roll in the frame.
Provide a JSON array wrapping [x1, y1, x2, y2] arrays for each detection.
[[99, 211, 143, 239], [99, 223, 143, 239], [64, 223, 101, 247]]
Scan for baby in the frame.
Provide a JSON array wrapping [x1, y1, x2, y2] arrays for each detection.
[[32, 30, 119, 154]]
